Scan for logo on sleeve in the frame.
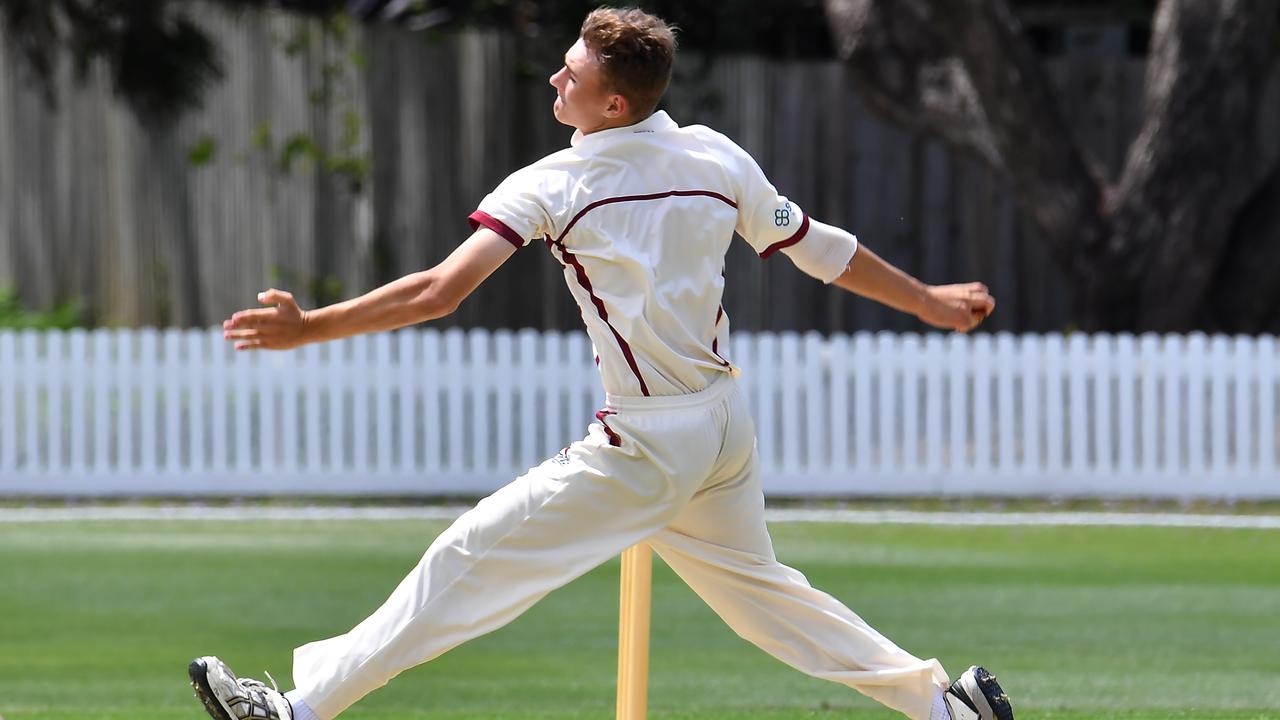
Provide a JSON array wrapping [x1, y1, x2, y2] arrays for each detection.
[[774, 202, 792, 228]]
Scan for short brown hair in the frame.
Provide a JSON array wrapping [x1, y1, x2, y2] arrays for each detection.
[[580, 7, 677, 119]]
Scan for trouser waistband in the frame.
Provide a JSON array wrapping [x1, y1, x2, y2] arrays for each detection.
[[605, 372, 737, 413]]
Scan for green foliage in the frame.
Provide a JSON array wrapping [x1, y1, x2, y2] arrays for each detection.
[[251, 119, 273, 151], [185, 134, 218, 166], [0, 0, 232, 121], [277, 26, 312, 56], [322, 13, 350, 43], [269, 266, 346, 306], [278, 132, 321, 172], [307, 86, 332, 106], [340, 109, 361, 149], [253, 17, 370, 192], [323, 154, 370, 189], [0, 0, 1235, 121], [274, 127, 369, 190], [0, 287, 82, 329]]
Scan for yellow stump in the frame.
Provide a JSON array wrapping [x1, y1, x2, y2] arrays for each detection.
[[617, 543, 653, 720]]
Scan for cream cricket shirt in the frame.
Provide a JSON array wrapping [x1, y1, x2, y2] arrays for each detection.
[[469, 110, 844, 398]]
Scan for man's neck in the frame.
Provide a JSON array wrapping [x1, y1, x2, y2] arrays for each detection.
[[577, 112, 650, 136]]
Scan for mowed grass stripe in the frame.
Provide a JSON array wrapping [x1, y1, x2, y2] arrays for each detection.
[[4, 504, 1280, 529], [0, 520, 1277, 719]]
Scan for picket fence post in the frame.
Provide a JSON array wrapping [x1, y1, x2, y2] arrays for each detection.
[[0, 328, 1276, 498]]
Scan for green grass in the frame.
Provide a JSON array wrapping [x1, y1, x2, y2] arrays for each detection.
[[1, 518, 1277, 719]]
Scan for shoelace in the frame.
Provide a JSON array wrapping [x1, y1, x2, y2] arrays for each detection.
[[239, 671, 279, 693], [236, 671, 289, 719]]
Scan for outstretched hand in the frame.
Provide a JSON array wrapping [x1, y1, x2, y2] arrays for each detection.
[[917, 283, 995, 333], [222, 288, 310, 351]]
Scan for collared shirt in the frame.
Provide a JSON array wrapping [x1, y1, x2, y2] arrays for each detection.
[[469, 111, 811, 398]]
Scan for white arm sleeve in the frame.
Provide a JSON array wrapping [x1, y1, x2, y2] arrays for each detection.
[[779, 218, 858, 284], [702, 131, 858, 282]]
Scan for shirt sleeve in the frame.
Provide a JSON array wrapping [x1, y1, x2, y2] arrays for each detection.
[[468, 166, 554, 249], [724, 142, 811, 258]]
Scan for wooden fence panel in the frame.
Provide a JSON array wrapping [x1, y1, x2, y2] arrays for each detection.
[[6, 13, 1276, 334]]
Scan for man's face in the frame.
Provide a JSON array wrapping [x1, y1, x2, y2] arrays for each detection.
[[549, 38, 626, 133]]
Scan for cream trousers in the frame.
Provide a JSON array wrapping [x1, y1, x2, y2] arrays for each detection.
[[292, 375, 948, 719]]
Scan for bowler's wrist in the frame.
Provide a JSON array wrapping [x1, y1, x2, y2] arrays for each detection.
[[298, 307, 327, 345], [911, 283, 937, 320]]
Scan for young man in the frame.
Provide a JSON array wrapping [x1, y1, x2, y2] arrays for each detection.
[[194, 8, 1009, 720]]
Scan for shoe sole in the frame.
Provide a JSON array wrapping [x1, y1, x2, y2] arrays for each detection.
[[188, 658, 235, 720], [971, 666, 1014, 720]]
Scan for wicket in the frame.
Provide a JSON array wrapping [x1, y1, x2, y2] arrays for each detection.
[[616, 543, 653, 720]]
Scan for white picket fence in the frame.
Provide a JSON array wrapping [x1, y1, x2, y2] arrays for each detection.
[[0, 328, 1276, 498]]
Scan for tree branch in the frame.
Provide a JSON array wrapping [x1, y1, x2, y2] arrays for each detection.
[[826, 0, 1108, 291], [918, 0, 1107, 269], [824, 0, 1000, 168]]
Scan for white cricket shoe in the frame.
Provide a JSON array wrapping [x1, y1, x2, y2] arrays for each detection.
[[188, 656, 293, 720], [943, 665, 1014, 720]]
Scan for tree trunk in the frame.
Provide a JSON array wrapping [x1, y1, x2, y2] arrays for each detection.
[[824, 0, 1001, 169], [1112, 0, 1278, 331], [825, 0, 1111, 326], [1207, 160, 1280, 332], [825, 0, 1279, 332]]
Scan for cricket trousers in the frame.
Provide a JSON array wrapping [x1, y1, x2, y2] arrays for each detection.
[[292, 374, 948, 720]]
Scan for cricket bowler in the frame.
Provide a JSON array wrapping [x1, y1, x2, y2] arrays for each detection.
[[194, 7, 1011, 720]]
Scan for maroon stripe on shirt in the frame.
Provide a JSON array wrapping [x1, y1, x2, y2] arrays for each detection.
[[594, 408, 622, 447], [759, 213, 811, 259], [545, 190, 737, 397], [468, 210, 526, 250], [555, 189, 738, 244], [552, 242, 652, 397], [711, 304, 730, 367]]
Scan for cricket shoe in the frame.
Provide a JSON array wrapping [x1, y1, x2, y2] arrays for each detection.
[[943, 665, 1013, 720], [188, 656, 293, 720]]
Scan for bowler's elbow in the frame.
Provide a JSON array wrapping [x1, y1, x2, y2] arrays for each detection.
[[414, 286, 461, 322], [408, 271, 462, 323], [410, 230, 512, 323]]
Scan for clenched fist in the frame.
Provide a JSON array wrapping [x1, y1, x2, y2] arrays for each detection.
[[916, 283, 995, 333]]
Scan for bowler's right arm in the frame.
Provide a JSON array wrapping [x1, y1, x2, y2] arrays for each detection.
[[221, 228, 515, 351]]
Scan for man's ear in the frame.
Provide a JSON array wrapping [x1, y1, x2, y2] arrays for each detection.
[[604, 93, 630, 119]]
